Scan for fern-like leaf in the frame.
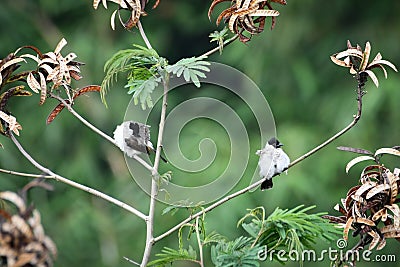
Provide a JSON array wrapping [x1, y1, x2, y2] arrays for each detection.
[[211, 236, 261, 267], [147, 246, 197, 266], [126, 74, 161, 109], [166, 56, 210, 87], [101, 44, 161, 105], [203, 231, 227, 246], [239, 205, 340, 264]]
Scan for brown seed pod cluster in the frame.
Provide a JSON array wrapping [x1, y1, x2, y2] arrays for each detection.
[[208, 0, 287, 43], [0, 191, 57, 267], [324, 148, 400, 253], [93, 0, 162, 30]]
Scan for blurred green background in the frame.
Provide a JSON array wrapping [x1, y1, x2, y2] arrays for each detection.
[[0, 0, 399, 266]]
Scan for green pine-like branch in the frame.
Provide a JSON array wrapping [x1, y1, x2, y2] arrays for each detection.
[[101, 44, 164, 108], [239, 205, 340, 264], [147, 246, 198, 266], [211, 236, 261, 267]]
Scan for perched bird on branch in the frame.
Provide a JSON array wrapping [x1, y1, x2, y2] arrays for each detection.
[[256, 137, 290, 190], [113, 121, 167, 162]]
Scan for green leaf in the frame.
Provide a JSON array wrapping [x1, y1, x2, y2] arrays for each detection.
[[101, 44, 163, 106], [126, 75, 161, 109], [211, 236, 261, 267], [238, 205, 341, 265], [166, 56, 210, 88], [209, 27, 229, 54], [147, 246, 197, 266], [203, 231, 226, 246]]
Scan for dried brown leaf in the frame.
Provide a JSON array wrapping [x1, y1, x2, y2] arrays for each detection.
[[367, 230, 380, 250], [39, 72, 47, 105], [383, 230, 400, 239], [0, 57, 25, 73], [366, 184, 390, 199], [369, 59, 398, 73], [27, 72, 40, 93], [376, 237, 386, 250], [330, 55, 349, 67], [13, 253, 36, 267], [355, 181, 376, 198], [372, 208, 388, 221], [360, 41, 371, 71], [334, 203, 347, 215], [364, 70, 379, 87], [346, 156, 375, 173], [354, 217, 375, 226], [46, 85, 101, 124], [375, 147, 400, 157], [11, 215, 33, 239], [343, 217, 354, 241], [386, 170, 399, 204], [337, 146, 373, 155], [0, 191, 26, 212], [0, 111, 22, 136], [385, 204, 400, 227]]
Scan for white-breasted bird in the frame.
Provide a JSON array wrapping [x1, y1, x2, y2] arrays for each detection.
[[256, 137, 290, 190], [113, 121, 167, 162]]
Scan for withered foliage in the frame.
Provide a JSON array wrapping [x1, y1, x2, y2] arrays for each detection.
[[21, 38, 84, 105], [46, 85, 101, 124], [0, 191, 57, 267], [93, 0, 161, 30], [208, 0, 286, 43], [324, 147, 400, 256], [0, 38, 100, 135], [331, 40, 398, 87]]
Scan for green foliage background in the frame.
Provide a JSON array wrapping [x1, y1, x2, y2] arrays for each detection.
[[0, 0, 399, 266]]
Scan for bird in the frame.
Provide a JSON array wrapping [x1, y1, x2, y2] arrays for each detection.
[[113, 121, 167, 162], [256, 137, 290, 190]]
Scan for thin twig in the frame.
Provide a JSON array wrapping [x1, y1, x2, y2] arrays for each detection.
[[123, 256, 140, 266], [154, 79, 365, 242], [0, 168, 53, 179], [200, 34, 239, 58], [137, 21, 152, 50], [195, 217, 204, 267], [9, 132, 148, 221]]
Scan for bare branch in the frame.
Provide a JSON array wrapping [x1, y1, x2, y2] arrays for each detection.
[[137, 21, 153, 50], [200, 34, 239, 58], [195, 217, 205, 267], [0, 168, 53, 179], [9, 132, 148, 221]]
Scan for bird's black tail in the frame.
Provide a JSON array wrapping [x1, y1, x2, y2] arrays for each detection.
[[261, 179, 273, 190]]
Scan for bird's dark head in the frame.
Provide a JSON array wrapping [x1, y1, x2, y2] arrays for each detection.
[[268, 137, 283, 148]]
